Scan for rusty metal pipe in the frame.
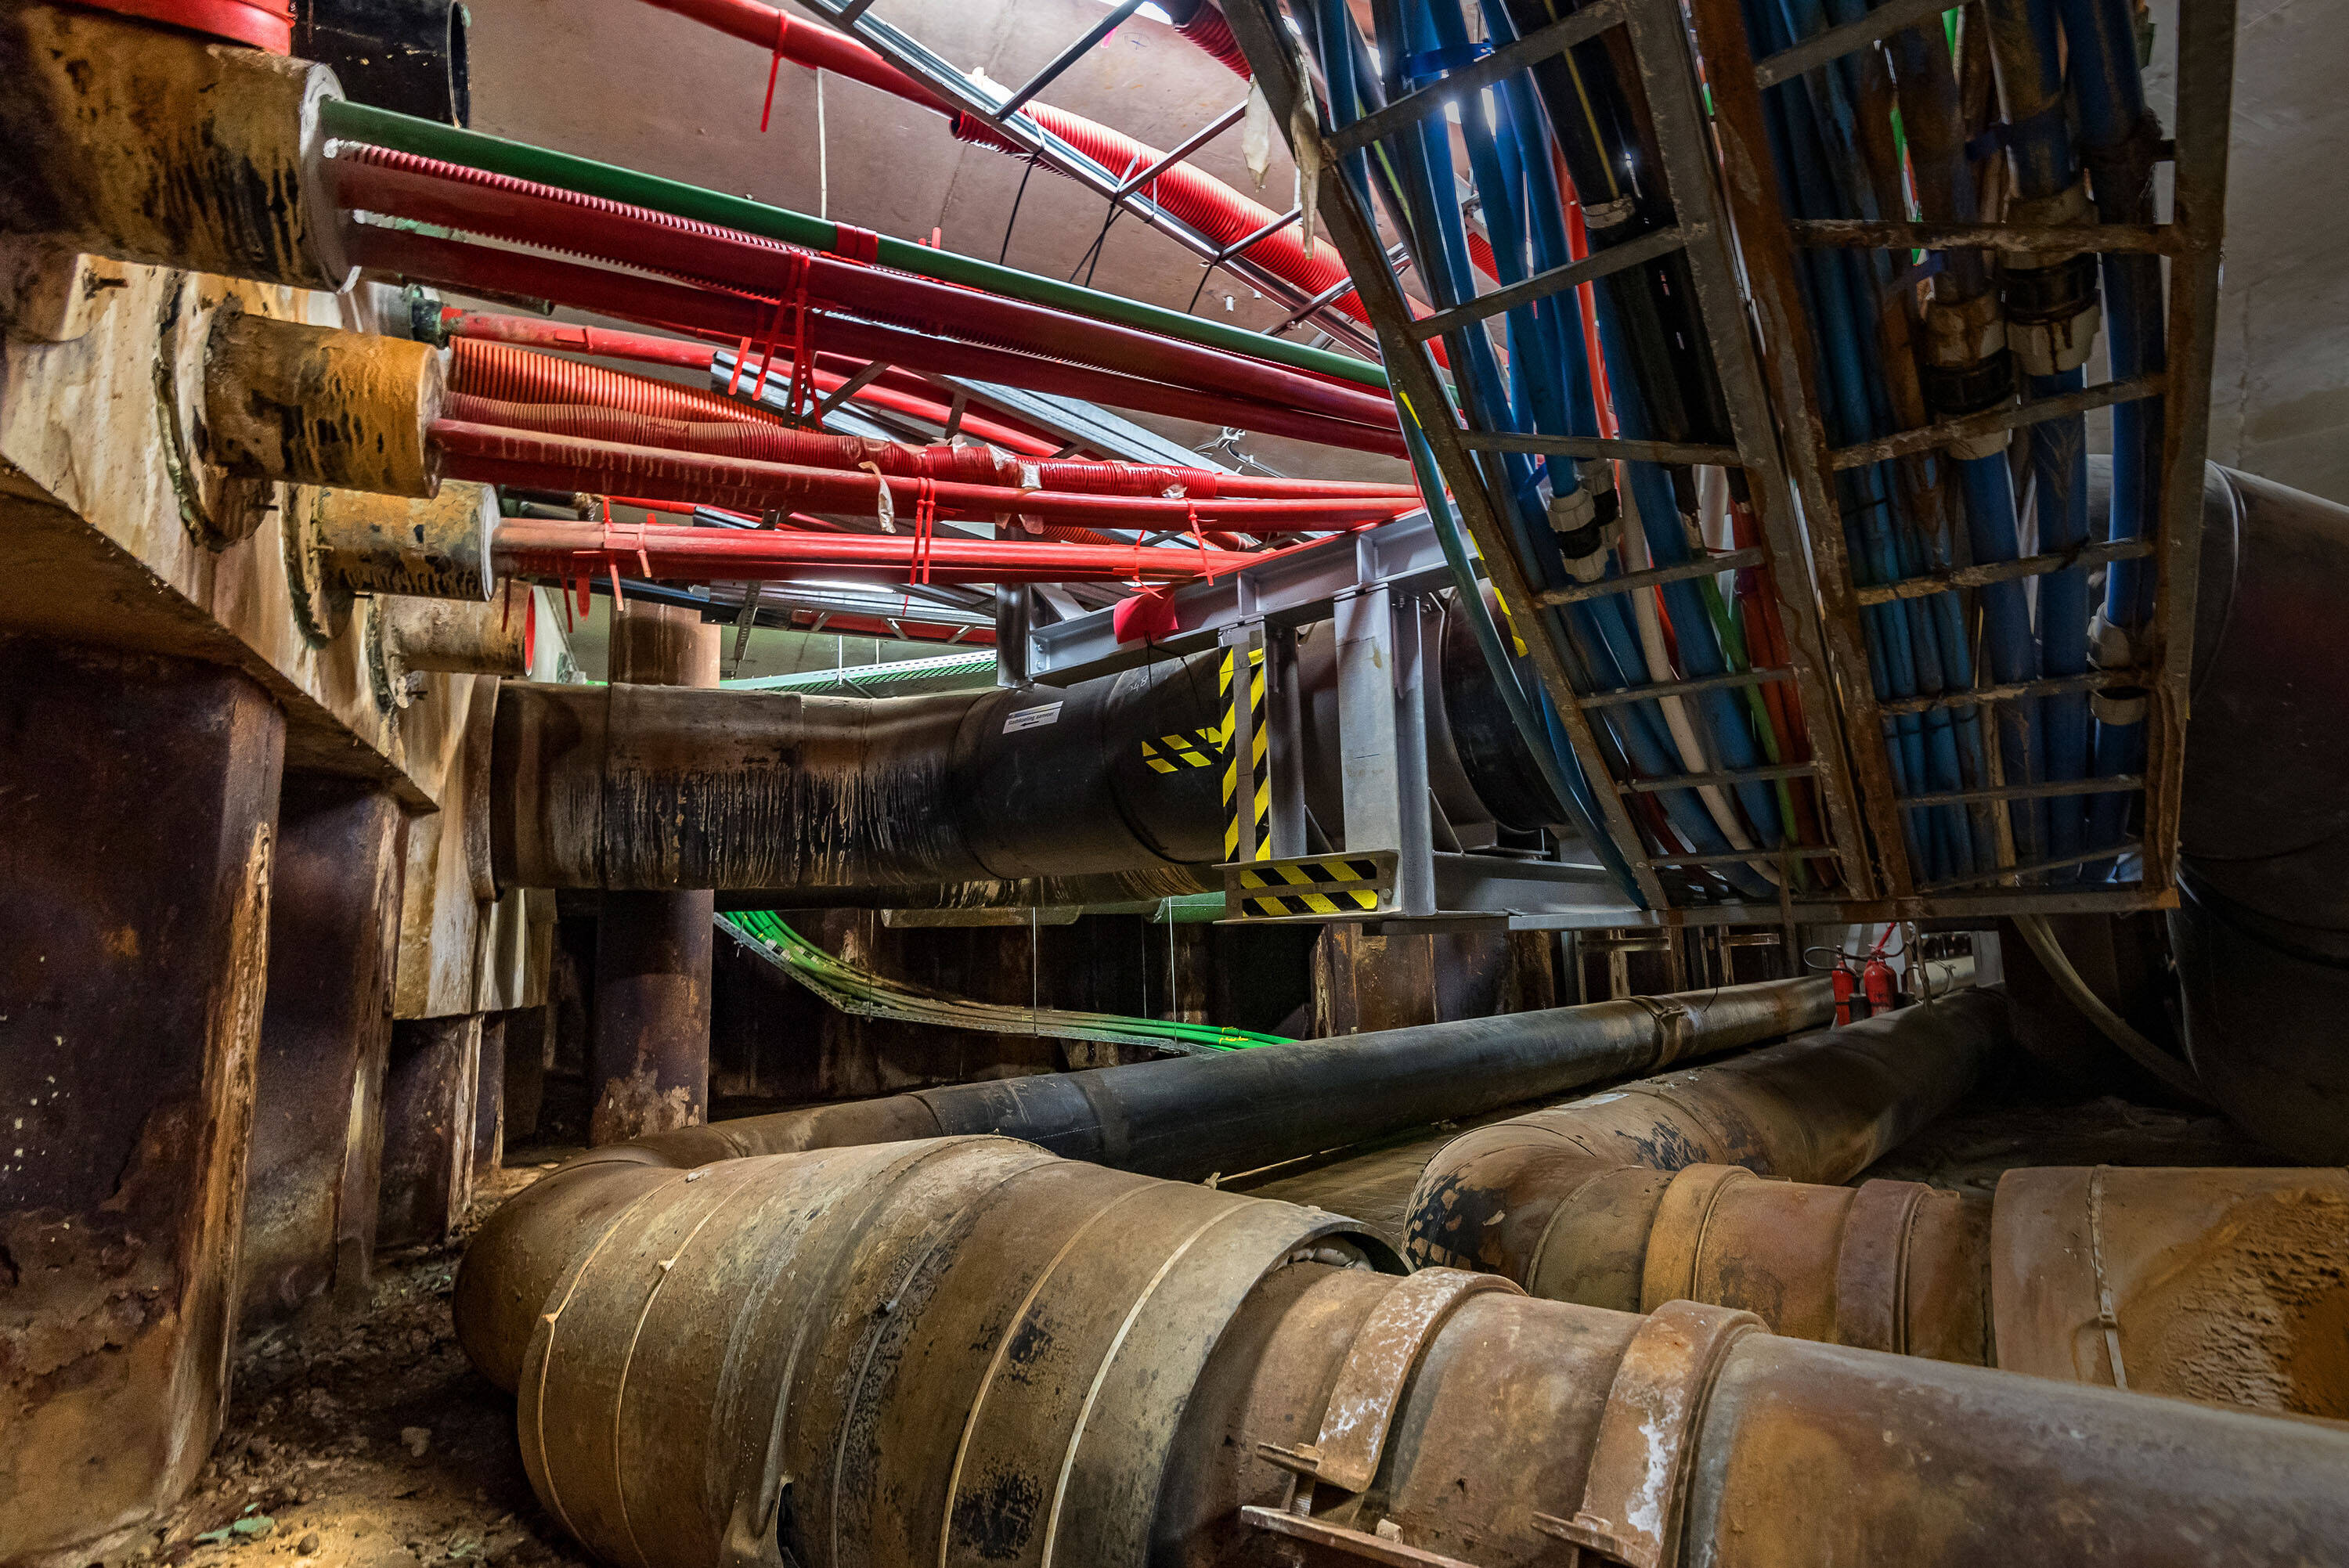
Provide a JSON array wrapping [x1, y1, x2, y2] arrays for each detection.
[[1404, 984, 2004, 1290], [454, 1134, 2349, 1568], [455, 971, 1831, 1389]]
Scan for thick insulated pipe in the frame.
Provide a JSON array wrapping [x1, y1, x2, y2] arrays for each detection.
[[1404, 986, 2008, 1290], [0, 4, 351, 289], [487, 611, 1575, 894], [453, 1134, 2349, 1568], [458, 971, 1829, 1384], [2163, 464, 2349, 1161], [1496, 1161, 2349, 1422]]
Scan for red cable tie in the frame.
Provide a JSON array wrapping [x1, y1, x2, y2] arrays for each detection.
[[726, 333, 754, 398], [1185, 503, 1220, 584], [760, 14, 790, 132]]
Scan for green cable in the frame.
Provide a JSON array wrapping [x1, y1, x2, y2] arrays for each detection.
[[724, 910, 1294, 1052], [320, 100, 1390, 393]]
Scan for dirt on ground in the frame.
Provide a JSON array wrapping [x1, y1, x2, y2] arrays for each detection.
[[145, 1159, 586, 1568]]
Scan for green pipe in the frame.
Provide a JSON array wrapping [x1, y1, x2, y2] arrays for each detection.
[[320, 100, 1391, 392]]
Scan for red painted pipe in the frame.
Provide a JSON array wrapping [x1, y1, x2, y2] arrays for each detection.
[[493, 515, 1250, 585], [441, 308, 1067, 455], [633, 0, 1384, 329], [432, 420, 1413, 531], [334, 146, 1395, 431], [444, 380, 1418, 503], [350, 226, 1409, 456]]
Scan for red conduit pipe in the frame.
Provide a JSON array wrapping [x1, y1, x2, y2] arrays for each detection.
[[633, 0, 1388, 329], [351, 226, 1409, 456], [441, 308, 1070, 456], [446, 389, 1416, 505], [1170, 2, 1252, 77], [334, 147, 1395, 431], [492, 514, 1251, 585], [432, 420, 1414, 532]]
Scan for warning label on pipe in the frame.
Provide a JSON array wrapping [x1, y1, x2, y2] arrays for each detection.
[[1003, 701, 1063, 734]]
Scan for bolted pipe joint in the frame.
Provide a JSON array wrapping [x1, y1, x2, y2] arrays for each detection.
[[206, 314, 446, 497], [2000, 178, 2105, 376]]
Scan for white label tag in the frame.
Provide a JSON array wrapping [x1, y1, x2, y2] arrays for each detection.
[[1003, 701, 1063, 734]]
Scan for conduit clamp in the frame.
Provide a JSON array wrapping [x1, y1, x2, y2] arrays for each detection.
[[1533, 1299, 1763, 1568], [1628, 995, 1698, 1065], [1258, 1268, 1524, 1494]]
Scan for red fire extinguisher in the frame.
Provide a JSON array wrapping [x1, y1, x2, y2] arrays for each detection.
[[1831, 964, 1859, 1026], [1860, 925, 1899, 1017]]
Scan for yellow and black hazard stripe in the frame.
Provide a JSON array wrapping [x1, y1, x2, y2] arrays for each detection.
[[1232, 856, 1385, 917], [1140, 727, 1219, 773], [1220, 647, 1270, 862]]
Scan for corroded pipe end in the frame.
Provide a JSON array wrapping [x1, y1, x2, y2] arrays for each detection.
[[205, 315, 445, 495], [0, 5, 353, 289], [315, 481, 499, 600]]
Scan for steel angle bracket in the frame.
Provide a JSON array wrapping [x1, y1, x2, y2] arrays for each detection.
[[1220, 851, 1398, 921]]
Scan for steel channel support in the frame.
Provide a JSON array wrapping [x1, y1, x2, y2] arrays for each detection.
[[2143, 0, 2235, 892], [1680, 0, 1914, 898], [1221, 615, 1266, 866], [1393, 593, 1439, 917], [1333, 579, 1402, 876], [1221, 0, 1669, 909], [1265, 623, 1310, 859], [1625, 0, 1879, 901]]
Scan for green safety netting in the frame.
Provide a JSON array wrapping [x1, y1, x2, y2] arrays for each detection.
[[720, 910, 1293, 1057]]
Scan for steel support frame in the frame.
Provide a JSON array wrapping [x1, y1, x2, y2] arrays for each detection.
[[785, 0, 1383, 356], [1222, 0, 1872, 914], [1685, 0, 2233, 915]]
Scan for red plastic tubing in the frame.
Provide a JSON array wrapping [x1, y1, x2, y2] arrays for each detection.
[[445, 387, 1417, 505], [432, 420, 1415, 532], [636, 0, 1377, 328], [354, 227, 1408, 456], [492, 516, 1251, 586], [439, 309, 1069, 456], [333, 147, 1395, 433]]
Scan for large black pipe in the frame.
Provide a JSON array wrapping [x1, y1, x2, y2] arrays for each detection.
[[491, 596, 1557, 892], [2166, 462, 2349, 1160]]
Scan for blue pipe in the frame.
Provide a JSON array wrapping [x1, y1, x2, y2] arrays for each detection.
[[2055, 0, 2166, 866]]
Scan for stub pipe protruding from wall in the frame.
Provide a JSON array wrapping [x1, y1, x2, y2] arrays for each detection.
[[206, 315, 446, 497], [454, 1130, 2349, 1568], [0, 4, 355, 290]]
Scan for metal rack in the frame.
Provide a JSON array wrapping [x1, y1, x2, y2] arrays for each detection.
[[1223, 0, 1875, 923], [1685, 0, 2235, 916], [1222, 0, 2234, 924]]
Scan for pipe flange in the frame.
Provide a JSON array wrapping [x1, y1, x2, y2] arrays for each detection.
[[152, 277, 276, 550], [1631, 995, 1700, 1065], [1532, 1299, 1764, 1568]]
